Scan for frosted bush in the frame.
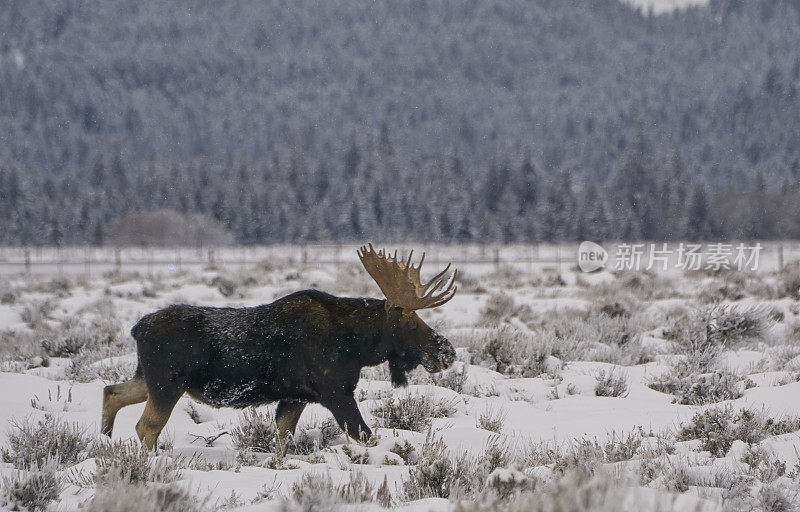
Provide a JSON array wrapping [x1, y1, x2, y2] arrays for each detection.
[[520, 431, 646, 474], [741, 446, 786, 483], [372, 393, 457, 432], [486, 468, 531, 499], [594, 369, 629, 397], [93, 439, 182, 484], [649, 366, 745, 405], [402, 432, 456, 499], [466, 325, 566, 377], [477, 407, 506, 433], [1, 415, 91, 469], [288, 417, 342, 454], [403, 431, 510, 500], [454, 469, 672, 512], [0, 458, 62, 512], [778, 269, 800, 299], [678, 407, 800, 457], [231, 408, 276, 453], [42, 314, 122, 358], [666, 304, 771, 351], [0, 329, 42, 361], [283, 472, 375, 511], [86, 471, 205, 512], [478, 292, 533, 325], [20, 300, 54, 330], [430, 363, 469, 393]]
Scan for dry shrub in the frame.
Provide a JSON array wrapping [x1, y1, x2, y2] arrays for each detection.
[[777, 268, 800, 299], [429, 363, 469, 393], [85, 471, 205, 512], [453, 469, 672, 512], [665, 304, 772, 352], [20, 300, 55, 330], [479, 292, 533, 325], [329, 263, 377, 296], [464, 325, 568, 377], [283, 471, 375, 510], [92, 439, 182, 484], [1, 415, 91, 469], [372, 393, 457, 432], [0, 458, 62, 512], [649, 364, 745, 405], [231, 407, 276, 453], [0, 329, 43, 362], [41, 315, 121, 357], [594, 369, 629, 397], [477, 407, 507, 433], [594, 270, 676, 300], [678, 406, 800, 457], [287, 417, 342, 455], [402, 431, 509, 500]]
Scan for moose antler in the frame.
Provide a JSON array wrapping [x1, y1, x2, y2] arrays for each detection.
[[357, 244, 457, 310]]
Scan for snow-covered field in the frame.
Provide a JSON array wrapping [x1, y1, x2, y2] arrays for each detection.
[[2, 250, 800, 511]]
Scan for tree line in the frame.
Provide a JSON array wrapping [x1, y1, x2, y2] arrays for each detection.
[[1, 0, 800, 190], [1, 128, 798, 246]]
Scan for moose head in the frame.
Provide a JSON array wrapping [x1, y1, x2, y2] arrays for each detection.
[[358, 244, 458, 386]]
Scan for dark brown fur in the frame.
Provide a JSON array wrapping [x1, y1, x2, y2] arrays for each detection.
[[102, 289, 456, 449]]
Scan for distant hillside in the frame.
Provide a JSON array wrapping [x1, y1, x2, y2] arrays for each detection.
[[1, 0, 799, 188]]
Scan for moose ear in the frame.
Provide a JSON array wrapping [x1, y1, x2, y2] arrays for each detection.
[[388, 359, 409, 387], [383, 302, 414, 317]]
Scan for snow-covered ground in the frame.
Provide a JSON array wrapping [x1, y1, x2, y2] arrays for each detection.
[[1, 249, 800, 511]]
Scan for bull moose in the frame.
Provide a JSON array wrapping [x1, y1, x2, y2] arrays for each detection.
[[101, 245, 458, 451]]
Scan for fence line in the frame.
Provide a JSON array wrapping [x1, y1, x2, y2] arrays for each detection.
[[0, 243, 798, 277], [0, 245, 569, 277]]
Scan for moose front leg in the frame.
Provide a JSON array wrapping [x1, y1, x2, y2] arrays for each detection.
[[135, 376, 185, 451], [322, 395, 372, 442]]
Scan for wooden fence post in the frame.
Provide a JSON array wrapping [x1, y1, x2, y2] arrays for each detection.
[[114, 248, 121, 274], [528, 245, 533, 274], [84, 247, 91, 277], [24, 249, 30, 275], [557, 246, 562, 274]]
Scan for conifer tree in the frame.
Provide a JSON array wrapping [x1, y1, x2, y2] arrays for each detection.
[[686, 183, 710, 241]]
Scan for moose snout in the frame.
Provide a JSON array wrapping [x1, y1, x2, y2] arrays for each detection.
[[435, 335, 456, 370]]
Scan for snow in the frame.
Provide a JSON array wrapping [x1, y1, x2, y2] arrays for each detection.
[[0, 306, 25, 331], [2, 257, 800, 510], [624, 0, 710, 15]]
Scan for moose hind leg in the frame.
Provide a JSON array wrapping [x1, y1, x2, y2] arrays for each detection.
[[135, 387, 183, 451], [102, 376, 148, 437], [275, 400, 307, 455], [322, 395, 372, 442]]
